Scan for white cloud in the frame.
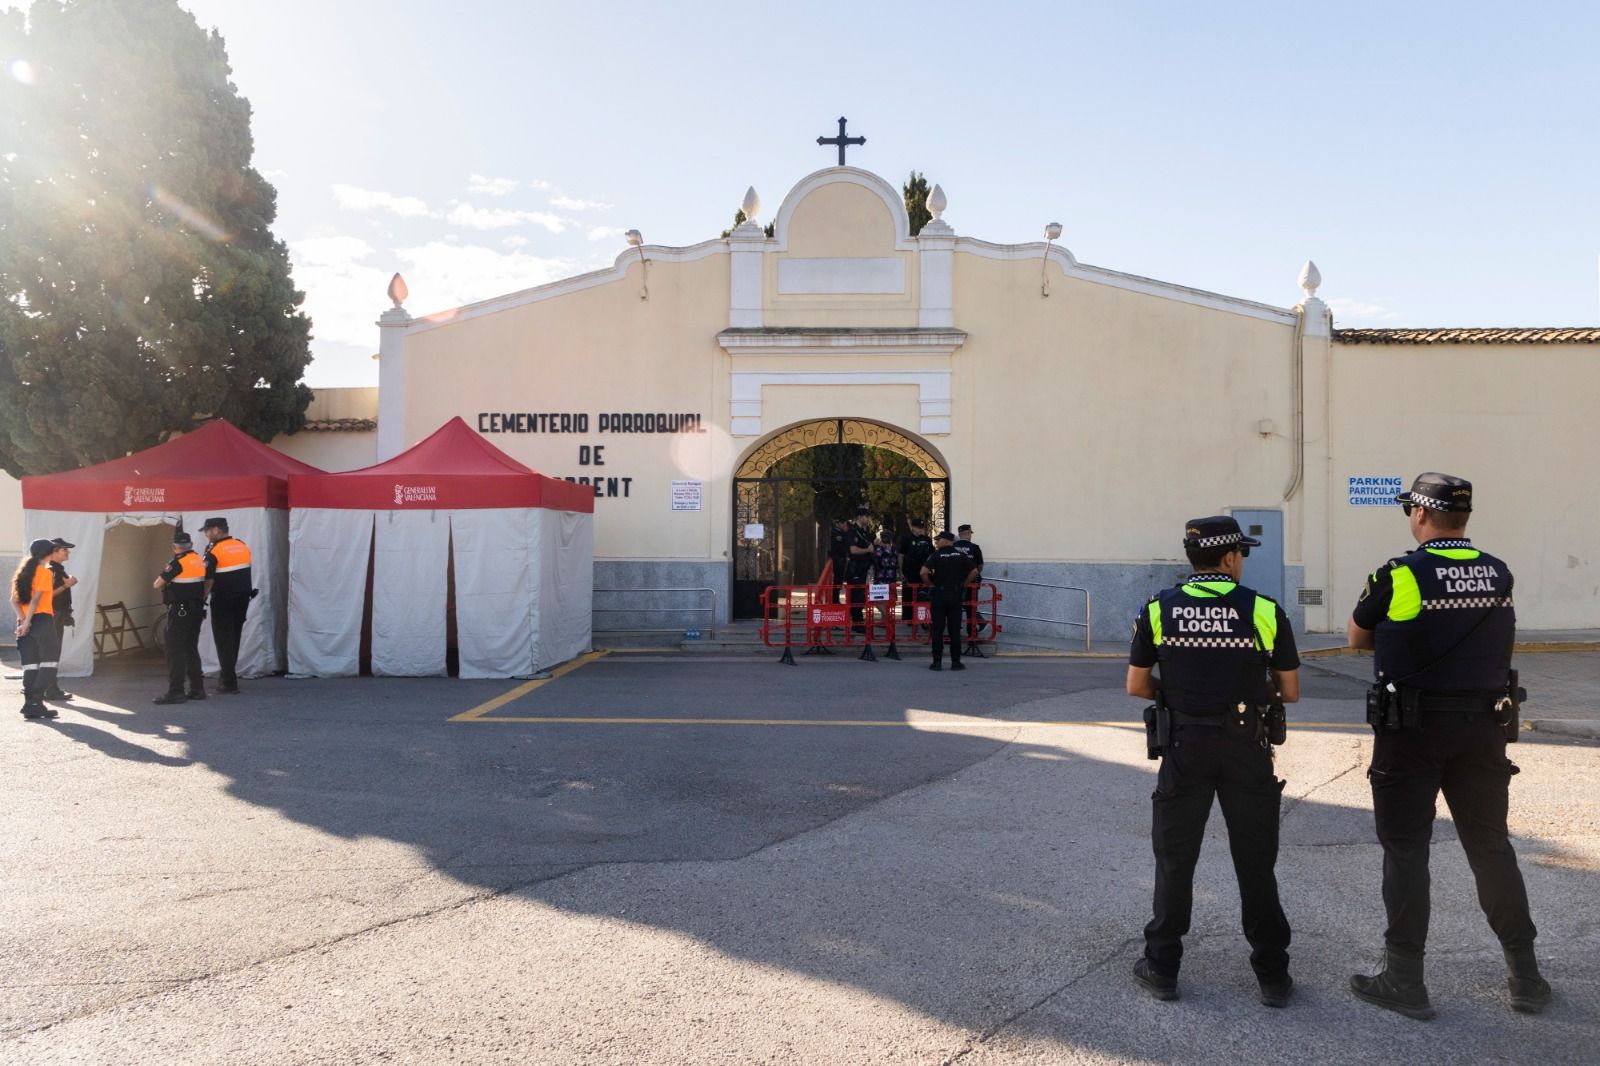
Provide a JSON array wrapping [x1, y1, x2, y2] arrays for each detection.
[[587, 225, 627, 242], [502, 235, 530, 248], [395, 241, 577, 313], [1327, 297, 1402, 323], [551, 195, 614, 212], [331, 183, 432, 218], [446, 203, 570, 233], [468, 173, 518, 197], [289, 235, 391, 349], [289, 233, 579, 350]]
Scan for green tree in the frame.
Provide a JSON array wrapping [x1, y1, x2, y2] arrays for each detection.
[[0, 0, 311, 476], [903, 171, 931, 236], [719, 208, 774, 239]]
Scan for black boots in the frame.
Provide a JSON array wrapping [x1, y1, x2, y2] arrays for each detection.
[[1133, 958, 1178, 1001], [1258, 973, 1294, 1008], [1505, 945, 1553, 1014], [1351, 950, 1435, 1020], [21, 698, 57, 720]]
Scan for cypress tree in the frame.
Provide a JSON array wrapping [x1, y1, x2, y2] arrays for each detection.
[[0, 0, 311, 476]]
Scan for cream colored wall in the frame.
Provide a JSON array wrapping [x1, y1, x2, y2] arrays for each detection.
[[949, 253, 1300, 566], [764, 182, 918, 329], [400, 254, 732, 561], [270, 430, 376, 472], [1327, 341, 1600, 630]]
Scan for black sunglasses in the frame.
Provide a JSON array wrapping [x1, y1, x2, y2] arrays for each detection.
[[1402, 503, 1415, 516]]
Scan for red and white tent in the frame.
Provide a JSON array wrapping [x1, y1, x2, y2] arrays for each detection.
[[21, 420, 320, 677], [285, 417, 595, 678]]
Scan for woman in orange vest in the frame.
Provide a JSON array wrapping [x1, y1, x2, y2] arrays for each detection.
[[12, 539, 64, 721], [152, 529, 208, 705]]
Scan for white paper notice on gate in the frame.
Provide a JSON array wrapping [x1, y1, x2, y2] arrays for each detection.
[[868, 584, 891, 602]]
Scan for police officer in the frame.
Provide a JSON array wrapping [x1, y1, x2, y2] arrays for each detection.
[[920, 530, 976, 671], [1127, 515, 1300, 1007], [12, 539, 63, 721], [845, 507, 876, 633], [152, 529, 207, 704], [1347, 473, 1550, 1019], [827, 516, 851, 602], [953, 523, 987, 634], [44, 538, 77, 702], [898, 517, 934, 622], [201, 517, 253, 694]]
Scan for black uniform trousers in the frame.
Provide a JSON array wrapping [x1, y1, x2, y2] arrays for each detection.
[[929, 589, 964, 665], [846, 572, 869, 630], [1369, 712, 1537, 959], [1146, 724, 1290, 980], [210, 593, 250, 687], [18, 614, 61, 704], [164, 601, 206, 696]]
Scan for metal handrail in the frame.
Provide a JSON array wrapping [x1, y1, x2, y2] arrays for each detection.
[[592, 587, 718, 636], [985, 577, 1092, 651]]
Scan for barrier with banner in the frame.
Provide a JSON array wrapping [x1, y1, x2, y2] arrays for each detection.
[[759, 582, 1002, 665]]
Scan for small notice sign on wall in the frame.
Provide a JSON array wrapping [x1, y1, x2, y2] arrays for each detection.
[[671, 480, 703, 511], [1348, 476, 1403, 506]]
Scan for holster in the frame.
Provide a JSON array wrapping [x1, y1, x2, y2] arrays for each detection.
[[1264, 702, 1287, 746], [1365, 682, 1412, 732], [1496, 669, 1527, 743], [1143, 692, 1172, 761]]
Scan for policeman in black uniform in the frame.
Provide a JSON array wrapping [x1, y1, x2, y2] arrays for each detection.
[[152, 529, 208, 705], [45, 538, 77, 702], [898, 517, 934, 622], [1347, 473, 1550, 1020], [1127, 515, 1300, 1006], [844, 507, 876, 633], [920, 530, 975, 671], [953, 523, 987, 634], [827, 516, 851, 603]]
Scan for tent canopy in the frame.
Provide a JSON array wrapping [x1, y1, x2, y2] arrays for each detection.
[[22, 419, 322, 511], [287, 416, 593, 512]]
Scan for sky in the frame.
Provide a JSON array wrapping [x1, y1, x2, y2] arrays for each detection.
[[22, 0, 1600, 386]]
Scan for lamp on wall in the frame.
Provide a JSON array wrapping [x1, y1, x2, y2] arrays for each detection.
[[625, 229, 649, 301], [1041, 222, 1062, 297]]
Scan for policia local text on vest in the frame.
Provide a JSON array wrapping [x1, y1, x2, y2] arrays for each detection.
[[1126, 515, 1300, 1008], [152, 529, 207, 705], [1346, 472, 1551, 1020]]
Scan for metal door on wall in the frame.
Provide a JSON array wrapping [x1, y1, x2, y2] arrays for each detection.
[[1233, 509, 1284, 606], [731, 420, 949, 619]]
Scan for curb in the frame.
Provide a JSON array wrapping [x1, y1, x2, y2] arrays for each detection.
[[1527, 719, 1600, 740]]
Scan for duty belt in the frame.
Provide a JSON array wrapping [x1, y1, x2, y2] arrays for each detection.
[[1411, 692, 1500, 715], [1171, 710, 1233, 727]]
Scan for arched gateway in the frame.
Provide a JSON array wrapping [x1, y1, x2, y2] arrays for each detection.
[[731, 419, 949, 617]]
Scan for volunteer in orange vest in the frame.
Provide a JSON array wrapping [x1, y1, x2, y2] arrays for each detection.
[[152, 528, 208, 704], [201, 517, 254, 694], [12, 539, 65, 721]]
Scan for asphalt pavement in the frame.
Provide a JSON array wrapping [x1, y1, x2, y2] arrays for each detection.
[[1, 647, 1595, 1064]]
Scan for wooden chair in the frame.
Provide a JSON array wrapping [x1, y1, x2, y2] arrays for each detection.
[[94, 602, 148, 658]]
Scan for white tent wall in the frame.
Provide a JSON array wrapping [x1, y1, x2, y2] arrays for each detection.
[[287, 508, 372, 677], [450, 508, 538, 679], [371, 509, 450, 677], [23, 509, 108, 677], [26, 507, 290, 679], [537, 509, 594, 671]]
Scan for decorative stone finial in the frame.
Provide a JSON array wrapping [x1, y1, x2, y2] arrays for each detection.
[[387, 272, 408, 308], [927, 184, 947, 221], [741, 186, 761, 222], [1298, 260, 1321, 300]]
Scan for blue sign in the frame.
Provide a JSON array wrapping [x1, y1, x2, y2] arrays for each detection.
[[684, 628, 701, 640], [1349, 476, 1403, 506]]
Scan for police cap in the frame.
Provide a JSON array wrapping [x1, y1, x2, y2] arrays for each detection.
[[1182, 515, 1260, 551], [49, 538, 76, 549], [200, 516, 230, 532], [172, 531, 193, 548], [935, 529, 955, 542], [28, 538, 55, 558], [1396, 472, 1472, 513], [854, 506, 872, 517]]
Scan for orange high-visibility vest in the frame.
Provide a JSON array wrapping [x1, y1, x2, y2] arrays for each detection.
[[210, 537, 252, 572], [172, 552, 207, 584]]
